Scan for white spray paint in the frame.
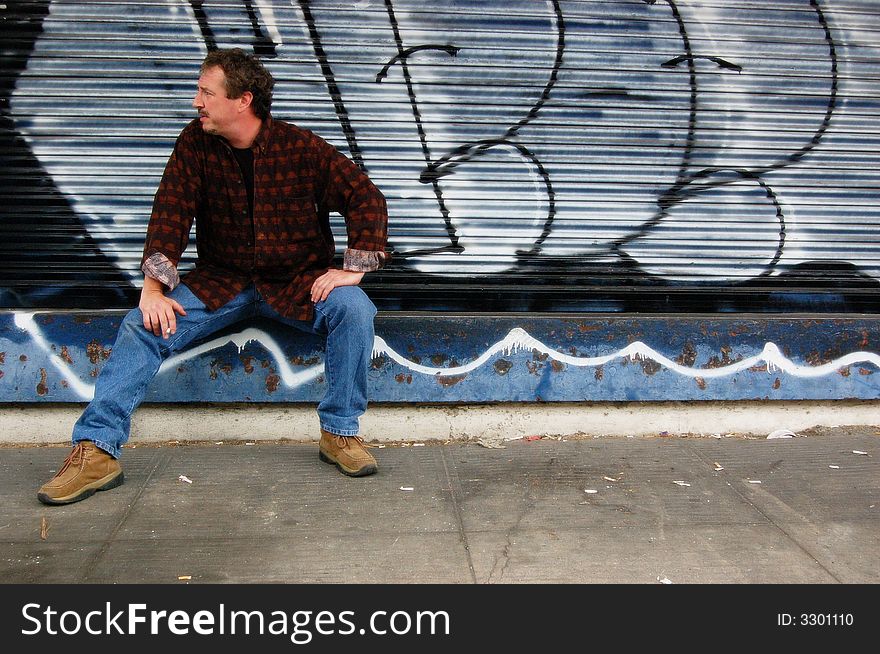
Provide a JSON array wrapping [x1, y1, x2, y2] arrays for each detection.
[[12, 312, 879, 401]]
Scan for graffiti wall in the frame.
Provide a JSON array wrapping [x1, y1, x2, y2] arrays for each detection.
[[1, 1, 879, 402], [2, 312, 879, 402]]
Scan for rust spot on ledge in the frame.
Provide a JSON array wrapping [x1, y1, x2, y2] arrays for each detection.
[[437, 373, 467, 387], [59, 346, 74, 365], [640, 358, 662, 376], [86, 339, 111, 365], [675, 342, 697, 368], [291, 355, 320, 366], [36, 368, 49, 396]]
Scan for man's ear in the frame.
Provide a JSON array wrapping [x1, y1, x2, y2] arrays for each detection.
[[238, 91, 254, 113]]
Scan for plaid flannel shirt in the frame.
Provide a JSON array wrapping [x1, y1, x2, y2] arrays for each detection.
[[141, 116, 388, 320]]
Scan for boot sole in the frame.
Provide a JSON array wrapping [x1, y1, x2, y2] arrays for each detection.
[[319, 450, 377, 477], [37, 470, 125, 506]]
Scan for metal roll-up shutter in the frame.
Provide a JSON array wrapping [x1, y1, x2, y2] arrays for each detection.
[[2, 0, 879, 312]]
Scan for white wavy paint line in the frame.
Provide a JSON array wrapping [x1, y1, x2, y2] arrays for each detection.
[[159, 327, 325, 388], [12, 315, 880, 402], [373, 327, 880, 379], [12, 315, 325, 401]]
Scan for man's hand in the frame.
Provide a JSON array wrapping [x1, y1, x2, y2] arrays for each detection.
[[311, 269, 364, 303], [139, 278, 186, 339]]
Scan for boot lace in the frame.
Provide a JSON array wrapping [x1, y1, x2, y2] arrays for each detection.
[[333, 435, 374, 450], [52, 442, 85, 479]]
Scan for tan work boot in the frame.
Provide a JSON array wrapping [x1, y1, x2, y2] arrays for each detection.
[[318, 429, 378, 477], [37, 441, 124, 505]]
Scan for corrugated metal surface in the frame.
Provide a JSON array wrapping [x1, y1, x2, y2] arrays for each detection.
[[2, 0, 880, 312]]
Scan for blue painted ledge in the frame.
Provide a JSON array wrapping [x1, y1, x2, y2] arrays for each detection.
[[1, 311, 879, 403]]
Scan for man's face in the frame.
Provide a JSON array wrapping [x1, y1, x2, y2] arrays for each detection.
[[192, 65, 240, 139]]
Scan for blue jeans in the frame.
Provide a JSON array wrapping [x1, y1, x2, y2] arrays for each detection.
[[72, 283, 377, 458]]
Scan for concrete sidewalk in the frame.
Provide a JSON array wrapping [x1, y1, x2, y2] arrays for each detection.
[[1, 425, 877, 584]]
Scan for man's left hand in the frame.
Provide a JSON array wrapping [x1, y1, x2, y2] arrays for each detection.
[[310, 269, 365, 303]]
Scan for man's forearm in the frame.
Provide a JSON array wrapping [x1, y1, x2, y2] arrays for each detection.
[[141, 275, 167, 296]]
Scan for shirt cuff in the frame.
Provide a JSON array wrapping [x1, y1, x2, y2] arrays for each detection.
[[343, 248, 387, 273], [142, 252, 180, 290]]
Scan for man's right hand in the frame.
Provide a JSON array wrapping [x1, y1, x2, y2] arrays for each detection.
[[139, 278, 187, 339]]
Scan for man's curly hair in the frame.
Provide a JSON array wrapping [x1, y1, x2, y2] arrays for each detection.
[[201, 48, 275, 120]]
